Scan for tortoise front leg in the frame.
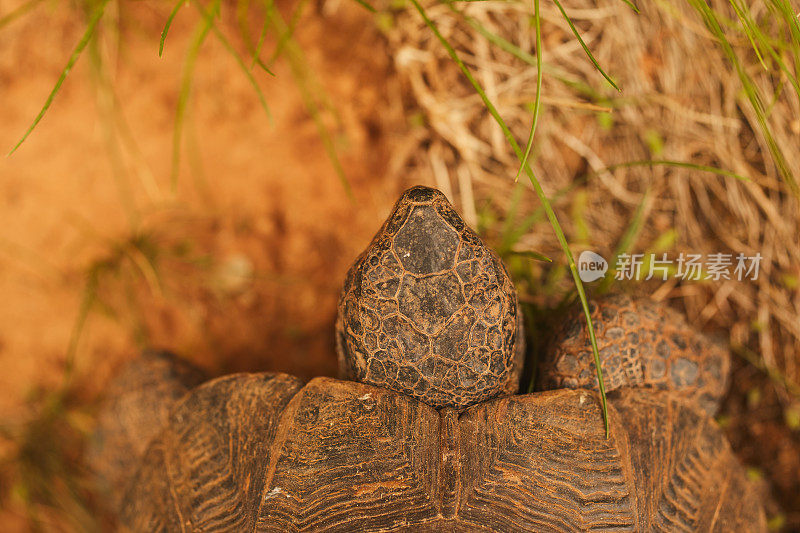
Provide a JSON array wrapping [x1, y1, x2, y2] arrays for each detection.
[[536, 293, 730, 415]]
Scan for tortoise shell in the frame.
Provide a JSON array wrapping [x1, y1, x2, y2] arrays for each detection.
[[90, 186, 765, 532], [113, 365, 763, 532], [88, 350, 206, 510]]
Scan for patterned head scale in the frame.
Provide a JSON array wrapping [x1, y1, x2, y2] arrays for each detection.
[[336, 186, 524, 409]]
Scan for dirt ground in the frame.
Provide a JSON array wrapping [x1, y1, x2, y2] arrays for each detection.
[[0, 1, 407, 528], [0, 1, 397, 399], [0, 0, 798, 530]]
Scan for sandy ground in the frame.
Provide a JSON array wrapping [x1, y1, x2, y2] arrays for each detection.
[[0, 1, 412, 530], [0, 3, 411, 527], [0, 0, 405, 412]]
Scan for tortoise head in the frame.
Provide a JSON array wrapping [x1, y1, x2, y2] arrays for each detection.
[[336, 186, 524, 409]]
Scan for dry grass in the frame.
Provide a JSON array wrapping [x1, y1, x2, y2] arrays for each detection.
[[380, 0, 800, 525], [383, 0, 800, 404]]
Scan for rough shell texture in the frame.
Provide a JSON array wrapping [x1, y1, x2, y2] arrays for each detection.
[[538, 293, 730, 415], [87, 351, 205, 509], [118, 370, 764, 532], [335, 186, 524, 410]]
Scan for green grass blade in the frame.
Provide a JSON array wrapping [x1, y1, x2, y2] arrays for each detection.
[[171, 15, 214, 190], [764, 5, 800, 99], [445, 1, 601, 99], [551, 0, 620, 91], [514, 0, 543, 182], [8, 0, 110, 156], [499, 181, 578, 253], [769, 0, 800, 51], [604, 159, 750, 181], [235, 0, 254, 50], [687, 0, 798, 194], [732, 343, 800, 398], [64, 271, 99, 385], [266, 0, 310, 68], [251, 0, 275, 68], [776, 0, 800, 88], [409, 0, 610, 437], [728, 0, 768, 70], [353, 0, 377, 12], [729, 0, 800, 98], [87, 36, 139, 227], [0, 0, 42, 30], [159, 0, 185, 57], [253, 56, 275, 75], [598, 187, 650, 292], [500, 181, 526, 247], [619, 0, 640, 13], [506, 250, 553, 262], [453, 6, 535, 60], [269, 9, 354, 200], [191, 0, 275, 103]]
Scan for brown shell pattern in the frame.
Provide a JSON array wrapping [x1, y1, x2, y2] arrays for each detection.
[[335, 186, 524, 409], [89, 186, 765, 532], [538, 293, 730, 414], [118, 371, 765, 532], [87, 351, 206, 510]]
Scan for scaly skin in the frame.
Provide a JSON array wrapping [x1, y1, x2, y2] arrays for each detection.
[[335, 186, 524, 409], [538, 293, 730, 415]]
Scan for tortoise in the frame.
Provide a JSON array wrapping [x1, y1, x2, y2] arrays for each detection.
[[89, 186, 765, 532]]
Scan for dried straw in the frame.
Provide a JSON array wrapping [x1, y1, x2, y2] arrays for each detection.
[[382, 0, 800, 399]]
